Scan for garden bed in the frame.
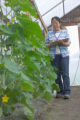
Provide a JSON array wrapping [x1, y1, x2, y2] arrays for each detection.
[[0, 86, 80, 120]]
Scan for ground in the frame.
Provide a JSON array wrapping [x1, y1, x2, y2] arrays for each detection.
[[37, 86, 80, 120], [0, 86, 80, 120]]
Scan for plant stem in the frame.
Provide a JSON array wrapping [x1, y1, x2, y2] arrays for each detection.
[[2, 70, 6, 89]]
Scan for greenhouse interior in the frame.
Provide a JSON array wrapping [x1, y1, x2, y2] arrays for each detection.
[[0, 0, 80, 120]]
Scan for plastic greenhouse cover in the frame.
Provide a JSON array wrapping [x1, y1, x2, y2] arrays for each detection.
[[35, 0, 80, 26], [1, 0, 80, 27]]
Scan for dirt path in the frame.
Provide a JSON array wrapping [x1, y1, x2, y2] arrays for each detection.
[[39, 86, 80, 120]]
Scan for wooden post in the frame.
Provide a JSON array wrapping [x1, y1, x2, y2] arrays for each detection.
[[30, 0, 48, 38]]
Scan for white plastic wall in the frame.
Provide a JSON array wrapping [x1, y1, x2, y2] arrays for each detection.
[[67, 26, 80, 86]]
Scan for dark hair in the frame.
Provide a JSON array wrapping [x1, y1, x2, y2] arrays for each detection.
[[51, 16, 66, 30], [51, 16, 61, 23]]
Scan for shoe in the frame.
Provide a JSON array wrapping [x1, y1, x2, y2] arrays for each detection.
[[56, 93, 64, 98], [64, 94, 70, 99]]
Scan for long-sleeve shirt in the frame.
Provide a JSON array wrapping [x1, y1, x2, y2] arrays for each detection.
[[45, 29, 71, 58]]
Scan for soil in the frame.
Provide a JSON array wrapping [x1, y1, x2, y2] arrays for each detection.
[[37, 86, 80, 120], [0, 86, 80, 120]]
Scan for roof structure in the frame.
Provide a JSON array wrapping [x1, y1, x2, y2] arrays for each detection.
[[61, 5, 80, 25], [35, 0, 80, 27], [0, 0, 80, 27]]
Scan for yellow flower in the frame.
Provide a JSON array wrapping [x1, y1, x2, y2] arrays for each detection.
[[17, 41, 21, 44], [4, 46, 7, 51], [7, 22, 10, 26], [11, 18, 15, 22], [2, 95, 9, 103], [10, 56, 13, 61]]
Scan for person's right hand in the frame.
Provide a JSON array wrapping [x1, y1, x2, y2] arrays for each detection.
[[50, 40, 55, 46], [50, 40, 54, 43]]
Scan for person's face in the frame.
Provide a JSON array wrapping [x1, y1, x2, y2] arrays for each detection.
[[52, 18, 61, 31]]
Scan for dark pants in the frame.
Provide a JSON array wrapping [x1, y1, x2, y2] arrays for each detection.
[[51, 55, 71, 95]]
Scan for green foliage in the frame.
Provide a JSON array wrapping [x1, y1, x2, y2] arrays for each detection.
[[0, 108, 3, 117], [0, 0, 58, 119], [5, 0, 37, 18]]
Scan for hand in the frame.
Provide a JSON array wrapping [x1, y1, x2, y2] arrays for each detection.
[[50, 40, 54, 43], [56, 40, 64, 45], [50, 40, 56, 46]]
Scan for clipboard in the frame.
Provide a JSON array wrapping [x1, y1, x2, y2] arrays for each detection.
[[63, 38, 68, 42]]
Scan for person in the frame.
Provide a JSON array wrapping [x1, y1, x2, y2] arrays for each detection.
[[45, 16, 71, 99]]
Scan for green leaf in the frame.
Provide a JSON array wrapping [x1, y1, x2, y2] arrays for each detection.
[[24, 56, 40, 73], [0, 0, 57, 117], [51, 83, 60, 92], [2, 104, 15, 116], [0, 89, 3, 94], [33, 91, 41, 98], [16, 14, 43, 40], [43, 91, 51, 101], [19, 80, 34, 92], [37, 48, 49, 56], [21, 72, 31, 81], [0, 108, 3, 117], [5, 0, 37, 18], [49, 72, 57, 80], [24, 107, 34, 120], [0, 59, 1, 64], [4, 57, 21, 74], [0, 25, 15, 35], [13, 5, 21, 12]]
